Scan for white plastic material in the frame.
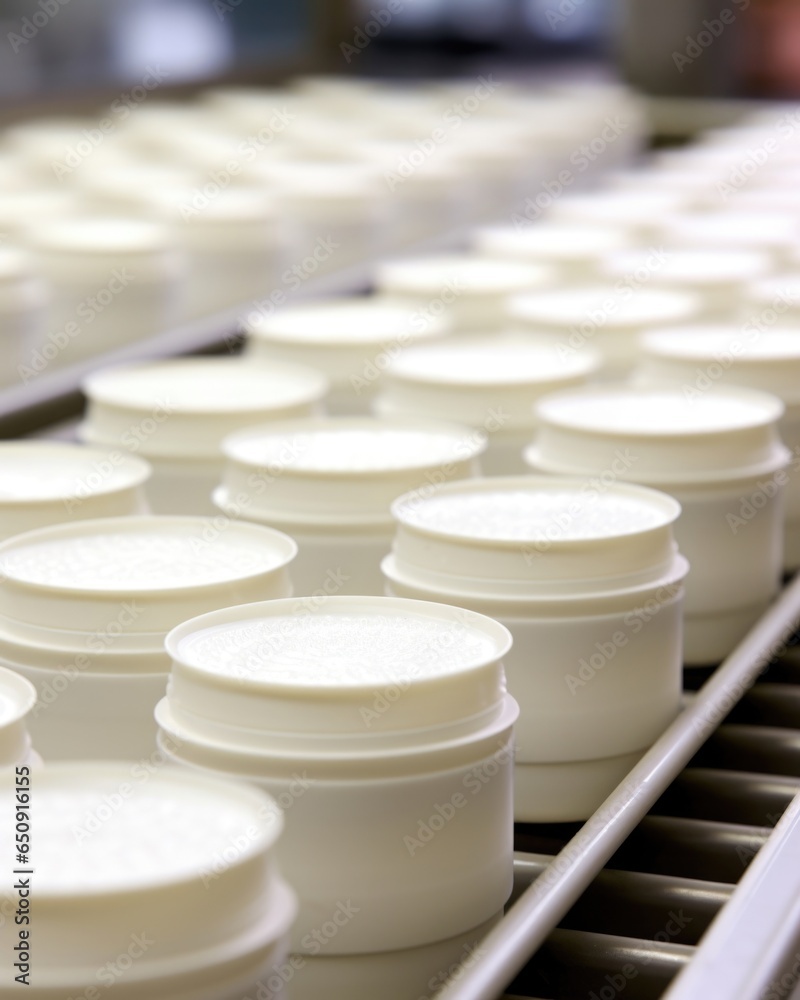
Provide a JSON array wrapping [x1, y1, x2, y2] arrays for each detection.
[[600, 248, 771, 321], [635, 326, 800, 569], [375, 335, 601, 475], [544, 190, 691, 236], [80, 357, 328, 514], [0, 442, 151, 541], [374, 255, 553, 333], [245, 298, 452, 414], [0, 666, 36, 767], [0, 763, 297, 1000], [0, 516, 296, 759], [0, 249, 48, 389], [659, 211, 799, 261], [383, 475, 687, 822], [473, 224, 631, 283], [527, 385, 789, 664], [156, 595, 517, 955], [508, 285, 701, 378], [743, 272, 800, 323], [214, 416, 485, 595], [25, 217, 184, 367]]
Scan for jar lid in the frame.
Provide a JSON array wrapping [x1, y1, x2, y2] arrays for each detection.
[[81, 358, 328, 458], [218, 415, 484, 526], [0, 441, 150, 506], [387, 475, 683, 601], [531, 384, 788, 484], [473, 223, 630, 262], [0, 665, 36, 766], [545, 190, 689, 227], [601, 248, 771, 288], [745, 273, 800, 310], [379, 335, 599, 429], [161, 595, 511, 757], [375, 254, 552, 298], [0, 762, 294, 975], [659, 211, 798, 250], [246, 298, 451, 347], [28, 217, 173, 257], [639, 326, 800, 406], [509, 285, 699, 332], [0, 515, 296, 645]]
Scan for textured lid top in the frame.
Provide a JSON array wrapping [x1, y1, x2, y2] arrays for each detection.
[[602, 248, 771, 286], [510, 286, 698, 329], [531, 385, 788, 483], [84, 358, 326, 415], [388, 336, 598, 386], [538, 385, 783, 435], [218, 416, 484, 525], [375, 254, 551, 296], [0, 442, 149, 504], [247, 298, 450, 345], [386, 476, 684, 600], [0, 516, 295, 640], [0, 765, 281, 897], [163, 596, 512, 752], [474, 223, 630, 261]]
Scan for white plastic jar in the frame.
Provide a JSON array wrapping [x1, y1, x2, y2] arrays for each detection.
[[526, 385, 790, 664], [25, 217, 184, 368], [374, 335, 600, 475], [214, 415, 485, 596], [374, 254, 554, 333], [599, 248, 771, 322], [542, 190, 691, 239], [244, 298, 451, 415], [0, 249, 49, 389], [0, 763, 297, 1000], [0, 441, 150, 541], [383, 476, 687, 822], [0, 666, 37, 767], [156, 594, 517, 990], [634, 326, 800, 570], [0, 515, 296, 760], [80, 357, 328, 514], [509, 284, 700, 378], [473, 223, 631, 284]]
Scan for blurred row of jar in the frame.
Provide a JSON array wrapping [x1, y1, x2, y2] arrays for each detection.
[[0, 74, 644, 382]]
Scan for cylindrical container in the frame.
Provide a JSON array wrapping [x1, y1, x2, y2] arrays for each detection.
[[214, 416, 485, 596], [526, 386, 790, 664], [599, 248, 771, 322], [245, 298, 452, 415], [156, 595, 517, 960], [373, 255, 553, 333], [509, 285, 700, 378], [0, 441, 150, 541], [0, 191, 83, 245], [0, 249, 49, 389], [0, 515, 296, 759], [25, 217, 184, 367], [374, 335, 600, 475], [0, 763, 297, 1000], [472, 223, 631, 284], [0, 666, 37, 767], [634, 326, 800, 569], [131, 186, 285, 319], [383, 476, 687, 821], [80, 357, 328, 514], [742, 271, 800, 325]]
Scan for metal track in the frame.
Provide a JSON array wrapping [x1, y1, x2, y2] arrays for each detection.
[[438, 575, 800, 1000]]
